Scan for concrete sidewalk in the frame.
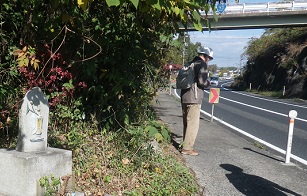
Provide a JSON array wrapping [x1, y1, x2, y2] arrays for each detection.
[[153, 91, 307, 196]]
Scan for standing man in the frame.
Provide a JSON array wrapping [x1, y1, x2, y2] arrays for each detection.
[[180, 47, 213, 156]]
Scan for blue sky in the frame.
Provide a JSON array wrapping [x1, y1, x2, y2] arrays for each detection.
[[189, 0, 285, 67], [189, 29, 264, 68]]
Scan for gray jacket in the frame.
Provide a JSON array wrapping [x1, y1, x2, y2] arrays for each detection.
[[181, 56, 209, 104]]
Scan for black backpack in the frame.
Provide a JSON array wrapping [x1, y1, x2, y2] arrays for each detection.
[[176, 63, 196, 89]]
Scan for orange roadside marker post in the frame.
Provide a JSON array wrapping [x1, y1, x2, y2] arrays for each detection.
[[285, 110, 298, 164], [209, 88, 220, 122]]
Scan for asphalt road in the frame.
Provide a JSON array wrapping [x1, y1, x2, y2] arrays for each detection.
[[176, 80, 307, 165], [157, 90, 307, 196]]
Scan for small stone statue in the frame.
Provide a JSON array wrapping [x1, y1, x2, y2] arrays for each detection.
[[16, 87, 49, 152]]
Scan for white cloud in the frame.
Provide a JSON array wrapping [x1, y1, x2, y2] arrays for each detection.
[[188, 29, 264, 67], [182, 0, 283, 67]]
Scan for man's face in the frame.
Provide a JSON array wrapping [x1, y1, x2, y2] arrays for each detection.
[[205, 55, 212, 63]]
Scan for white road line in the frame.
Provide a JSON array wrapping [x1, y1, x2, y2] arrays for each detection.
[[199, 109, 307, 166], [221, 82, 307, 109], [173, 89, 307, 166], [204, 89, 307, 123]]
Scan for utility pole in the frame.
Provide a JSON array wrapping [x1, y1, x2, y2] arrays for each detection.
[[182, 33, 189, 66], [169, 65, 172, 95]]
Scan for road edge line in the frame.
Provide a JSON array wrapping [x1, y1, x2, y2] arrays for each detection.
[[173, 89, 307, 166]]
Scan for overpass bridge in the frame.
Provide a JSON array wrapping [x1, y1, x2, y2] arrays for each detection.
[[180, 1, 307, 31]]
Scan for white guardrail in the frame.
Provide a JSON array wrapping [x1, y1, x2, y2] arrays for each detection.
[[203, 1, 307, 14], [228, 2, 307, 13]]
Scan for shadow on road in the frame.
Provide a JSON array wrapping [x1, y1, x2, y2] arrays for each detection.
[[220, 164, 301, 196]]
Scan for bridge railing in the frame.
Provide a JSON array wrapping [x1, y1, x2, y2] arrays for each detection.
[[202, 1, 307, 15], [229, 2, 307, 13]]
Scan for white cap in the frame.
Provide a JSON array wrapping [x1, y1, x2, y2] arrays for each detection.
[[198, 47, 214, 60]]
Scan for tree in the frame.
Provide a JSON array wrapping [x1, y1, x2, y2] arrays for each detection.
[[1, 0, 221, 193], [1, 0, 219, 142], [208, 64, 218, 73], [242, 27, 307, 92]]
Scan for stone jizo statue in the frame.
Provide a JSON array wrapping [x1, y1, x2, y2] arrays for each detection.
[[16, 87, 49, 152]]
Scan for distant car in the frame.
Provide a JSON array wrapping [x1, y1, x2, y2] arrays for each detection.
[[210, 76, 219, 86], [226, 76, 232, 80]]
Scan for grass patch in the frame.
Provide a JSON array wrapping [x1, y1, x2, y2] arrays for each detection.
[[72, 130, 199, 195], [47, 119, 200, 195], [246, 89, 285, 98], [253, 141, 266, 150]]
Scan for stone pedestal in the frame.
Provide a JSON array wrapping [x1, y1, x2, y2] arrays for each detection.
[[0, 147, 72, 196]]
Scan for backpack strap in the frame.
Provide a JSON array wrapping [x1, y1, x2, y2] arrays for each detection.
[[192, 61, 202, 99], [193, 61, 202, 84]]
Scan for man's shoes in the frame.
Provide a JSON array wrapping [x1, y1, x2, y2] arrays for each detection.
[[181, 149, 199, 156]]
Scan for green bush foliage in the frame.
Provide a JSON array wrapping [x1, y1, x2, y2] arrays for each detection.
[[1, 0, 216, 194], [242, 27, 307, 92]]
